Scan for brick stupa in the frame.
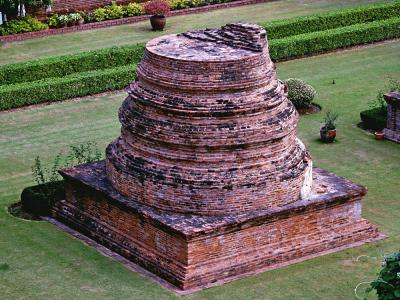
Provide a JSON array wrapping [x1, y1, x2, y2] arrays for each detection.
[[55, 23, 382, 292]]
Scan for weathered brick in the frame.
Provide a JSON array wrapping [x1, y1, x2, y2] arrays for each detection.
[[54, 24, 381, 292], [383, 92, 400, 143]]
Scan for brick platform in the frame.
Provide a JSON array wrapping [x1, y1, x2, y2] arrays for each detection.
[[55, 161, 381, 291], [383, 92, 400, 143], [54, 23, 381, 291]]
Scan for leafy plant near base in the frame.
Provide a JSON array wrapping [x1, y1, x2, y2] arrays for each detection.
[[0, 64, 137, 110], [322, 111, 338, 131], [360, 77, 400, 130], [269, 17, 400, 61], [22, 141, 103, 216], [260, 1, 400, 40], [365, 251, 400, 300], [284, 78, 316, 109], [0, 44, 144, 85], [370, 77, 400, 113]]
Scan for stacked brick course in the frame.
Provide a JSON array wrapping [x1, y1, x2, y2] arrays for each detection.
[[55, 23, 382, 292], [106, 23, 311, 215], [383, 92, 400, 143]]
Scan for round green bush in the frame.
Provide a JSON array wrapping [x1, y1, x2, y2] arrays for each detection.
[[124, 3, 144, 17], [284, 78, 316, 109]]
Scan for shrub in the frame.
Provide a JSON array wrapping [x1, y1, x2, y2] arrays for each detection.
[[284, 78, 316, 109], [46, 14, 59, 28], [0, 64, 137, 110], [22, 141, 102, 216], [57, 14, 69, 27], [269, 17, 400, 61], [370, 77, 400, 113], [366, 252, 400, 300], [260, 1, 400, 40], [67, 13, 82, 26], [143, 0, 171, 15], [81, 11, 97, 23], [21, 181, 64, 216], [360, 77, 400, 130], [0, 44, 145, 85], [0, 16, 48, 36], [360, 107, 387, 131], [124, 3, 144, 17], [169, 0, 191, 10], [94, 7, 107, 22], [104, 2, 124, 19]]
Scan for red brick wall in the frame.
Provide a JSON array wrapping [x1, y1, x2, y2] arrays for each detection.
[[55, 162, 380, 290]]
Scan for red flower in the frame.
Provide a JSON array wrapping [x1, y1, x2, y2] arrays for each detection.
[[143, 0, 170, 16]]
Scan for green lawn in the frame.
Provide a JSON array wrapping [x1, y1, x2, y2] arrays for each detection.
[[0, 40, 399, 299], [0, 0, 386, 65]]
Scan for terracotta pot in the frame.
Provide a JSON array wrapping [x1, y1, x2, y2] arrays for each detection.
[[320, 127, 336, 143], [374, 131, 385, 140], [150, 15, 166, 31]]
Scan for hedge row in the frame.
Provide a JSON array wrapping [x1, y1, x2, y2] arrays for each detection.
[[0, 44, 144, 85], [261, 1, 400, 40], [0, 64, 136, 110], [269, 17, 400, 61], [360, 108, 387, 131], [2, 17, 400, 110], [1, 2, 398, 87]]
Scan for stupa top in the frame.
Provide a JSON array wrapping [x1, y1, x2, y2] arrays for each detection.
[[145, 23, 267, 62]]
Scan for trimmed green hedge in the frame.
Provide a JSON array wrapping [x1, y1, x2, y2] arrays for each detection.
[[21, 181, 64, 216], [261, 1, 400, 40], [360, 107, 387, 131], [269, 17, 400, 61], [1, 4, 400, 111], [0, 64, 136, 110], [0, 44, 144, 85]]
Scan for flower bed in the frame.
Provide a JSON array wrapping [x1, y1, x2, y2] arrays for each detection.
[[0, 0, 267, 41]]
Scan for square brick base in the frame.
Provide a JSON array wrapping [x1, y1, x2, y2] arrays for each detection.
[[54, 161, 382, 292]]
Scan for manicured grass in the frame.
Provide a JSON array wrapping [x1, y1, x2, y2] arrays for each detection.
[[0, 0, 386, 65], [0, 41, 399, 299]]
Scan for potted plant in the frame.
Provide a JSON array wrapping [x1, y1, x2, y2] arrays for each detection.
[[143, 0, 170, 31], [374, 131, 385, 140], [320, 111, 338, 143]]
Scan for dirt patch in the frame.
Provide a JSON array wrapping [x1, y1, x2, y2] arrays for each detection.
[[341, 259, 355, 266], [297, 103, 321, 115]]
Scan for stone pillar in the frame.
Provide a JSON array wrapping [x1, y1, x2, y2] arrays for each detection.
[[383, 92, 400, 143]]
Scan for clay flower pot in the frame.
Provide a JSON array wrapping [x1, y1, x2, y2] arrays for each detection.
[[374, 131, 385, 140], [320, 127, 336, 143], [150, 15, 166, 31]]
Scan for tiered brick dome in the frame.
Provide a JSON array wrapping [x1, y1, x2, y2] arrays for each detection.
[[106, 23, 312, 216]]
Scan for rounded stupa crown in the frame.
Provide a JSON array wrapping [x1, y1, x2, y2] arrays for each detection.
[[105, 23, 312, 216]]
